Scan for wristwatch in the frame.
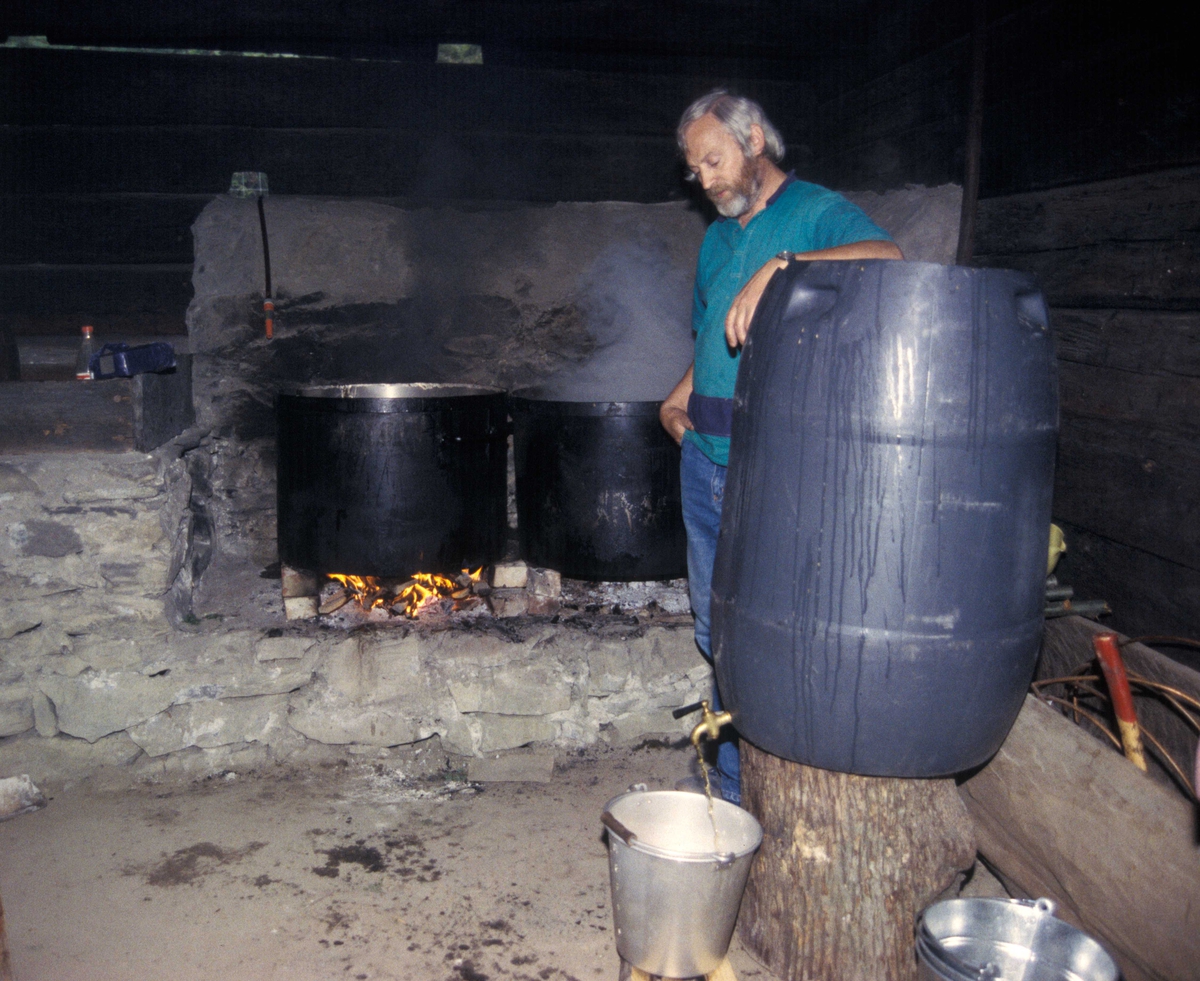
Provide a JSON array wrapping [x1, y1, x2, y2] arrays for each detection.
[[776, 250, 795, 264]]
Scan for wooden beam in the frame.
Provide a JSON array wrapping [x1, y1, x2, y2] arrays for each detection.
[[1050, 521, 1200, 644], [960, 693, 1200, 981]]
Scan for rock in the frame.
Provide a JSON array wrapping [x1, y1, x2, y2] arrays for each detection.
[[491, 562, 528, 589], [255, 635, 315, 661], [0, 463, 40, 494], [0, 691, 34, 737], [0, 607, 41, 640], [474, 713, 557, 753], [605, 707, 691, 745], [488, 588, 528, 617], [39, 670, 176, 743], [0, 731, 143, 784], [445, 656, 572, 716], [281, 566, 319, 598], [32, 690, 58, 737], [287, 690, 422, 747], [0, 774, 47, 821], [13, 519, 83, 558], [284, 596, 318, 620], [527, 594, 561, 616], [527, 567, 562, 598], [587, 643, 632, 695], [127, 694, 290, 756], [128, 741, 273, 783], [467, 750, 555, 783]]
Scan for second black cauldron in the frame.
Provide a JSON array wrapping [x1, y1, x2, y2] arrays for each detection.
[[510, 393, 687, 582]]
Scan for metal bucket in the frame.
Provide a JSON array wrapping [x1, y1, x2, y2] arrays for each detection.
[[602, 789, 762, 978], [916, 897, 1118, 981]]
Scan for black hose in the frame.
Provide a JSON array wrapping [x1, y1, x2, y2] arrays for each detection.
[[257, 193, 272, 298]]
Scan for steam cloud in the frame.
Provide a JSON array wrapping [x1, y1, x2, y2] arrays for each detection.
[[540, 233, 695, 402]]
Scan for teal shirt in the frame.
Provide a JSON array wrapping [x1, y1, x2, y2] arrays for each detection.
[[686, 178, 893, 466]]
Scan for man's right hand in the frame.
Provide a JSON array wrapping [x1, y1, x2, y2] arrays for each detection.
[[660, 403, 694, 445], [660, 364, 696, 445]]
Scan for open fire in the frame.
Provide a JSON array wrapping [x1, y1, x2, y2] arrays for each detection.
[[323, 568, 485, 618]]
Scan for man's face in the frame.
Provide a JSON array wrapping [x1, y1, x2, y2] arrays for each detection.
[[683, 114, 763, 219]]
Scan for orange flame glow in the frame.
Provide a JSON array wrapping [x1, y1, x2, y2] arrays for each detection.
[[327, 567, 484, 618]]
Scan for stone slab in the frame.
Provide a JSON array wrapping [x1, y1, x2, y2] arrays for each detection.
[[467, 751, 556, 783], [491, 562, 528, 589], [0, 691, 34, 737], [127, 694, 290, 757], [0, 731, 144, 785], [475, 714, 557, 753], [284, 596, 318, 620], [488, 589, 528, 618]]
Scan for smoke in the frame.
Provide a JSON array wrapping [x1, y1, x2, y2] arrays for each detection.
[[539, 232, 695, 402]]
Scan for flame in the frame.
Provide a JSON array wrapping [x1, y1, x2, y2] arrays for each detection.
[[327, 567, 483, 618]]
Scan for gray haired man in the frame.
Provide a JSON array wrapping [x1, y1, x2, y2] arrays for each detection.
[[661, 90, 903, 802]]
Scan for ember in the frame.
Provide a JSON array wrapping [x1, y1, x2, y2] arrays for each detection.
[[326, 568, 484, 618]]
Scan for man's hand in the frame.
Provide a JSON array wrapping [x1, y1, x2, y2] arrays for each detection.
[[723, 240, 904, 349], [725, 256, 787, 348], [660, 404, 694, 445], [660, 364, 695, 445]]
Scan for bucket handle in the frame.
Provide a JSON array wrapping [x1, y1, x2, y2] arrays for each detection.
[[601, 810, 637, 846]]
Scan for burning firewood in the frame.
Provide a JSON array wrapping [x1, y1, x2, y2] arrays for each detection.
[[318, 590, 350, 615]]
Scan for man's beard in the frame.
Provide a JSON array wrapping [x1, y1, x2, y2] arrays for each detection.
[[708, 154, 763, 218]]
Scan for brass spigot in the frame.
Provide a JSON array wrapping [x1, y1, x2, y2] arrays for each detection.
[[690, 699, 733, 747]]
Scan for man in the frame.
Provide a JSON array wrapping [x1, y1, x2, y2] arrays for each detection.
[[661, 90, 903, 804]]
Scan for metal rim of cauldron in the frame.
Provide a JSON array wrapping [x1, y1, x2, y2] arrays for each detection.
[[279, 378, 501, 400], [508, 388, 666, 417]]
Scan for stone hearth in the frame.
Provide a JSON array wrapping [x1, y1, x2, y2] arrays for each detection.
[[1, 188, 961, 786]]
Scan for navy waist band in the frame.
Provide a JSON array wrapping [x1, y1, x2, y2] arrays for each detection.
[[687, 392, 734, 438]]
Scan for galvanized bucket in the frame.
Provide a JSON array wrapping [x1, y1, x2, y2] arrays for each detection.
[[602, 789, 762, 978], [916, 897, 1118, 981]]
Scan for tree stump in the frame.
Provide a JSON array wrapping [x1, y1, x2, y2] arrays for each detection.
[[1, 887, 13, 981], [738, 740, 976, 981]]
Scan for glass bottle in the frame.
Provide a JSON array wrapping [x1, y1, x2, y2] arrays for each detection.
[[75, 325, 95, 380]]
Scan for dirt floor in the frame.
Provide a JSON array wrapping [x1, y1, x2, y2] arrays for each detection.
[[0, 740, 782, 981]]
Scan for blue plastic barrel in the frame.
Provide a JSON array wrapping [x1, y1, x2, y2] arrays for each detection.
[[711, 260, 1057, 777]]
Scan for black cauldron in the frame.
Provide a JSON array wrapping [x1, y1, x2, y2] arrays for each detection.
[[276, 383, 507, 576], [510, 393, 687, 581]]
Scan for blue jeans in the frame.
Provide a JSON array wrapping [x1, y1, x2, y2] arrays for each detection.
[[680, 439, 740, 804]]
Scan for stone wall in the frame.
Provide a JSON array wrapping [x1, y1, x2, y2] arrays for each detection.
[[0, 448, 709, 786]]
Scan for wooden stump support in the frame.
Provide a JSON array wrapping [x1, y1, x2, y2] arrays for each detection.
[[738, 740, 976, 981]]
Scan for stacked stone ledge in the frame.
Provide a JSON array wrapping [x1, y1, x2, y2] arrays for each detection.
[[1, 453, 707, 786]]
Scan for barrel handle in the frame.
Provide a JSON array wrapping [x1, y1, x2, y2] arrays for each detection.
[[784, 285, 839, 321], [1014, 290, 1050, 333], [601, 810, 637, 846]]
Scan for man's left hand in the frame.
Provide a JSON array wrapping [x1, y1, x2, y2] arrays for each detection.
[[724, 257, 786, 349], [723, 240, 904, 349]]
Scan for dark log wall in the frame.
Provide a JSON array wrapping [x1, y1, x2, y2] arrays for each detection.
[[2, 1, 1196, 638], [976, 173, 1200, 642], [0, 44, 813, 338], [811, 5, 1198, 639]]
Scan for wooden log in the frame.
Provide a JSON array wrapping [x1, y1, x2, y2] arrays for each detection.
[[0, 369, 192, 453], [737, 742, 976, 981], [0, 886, 12, 981], [976, 166, 1200, 253], [1, 126, 684, 200], [1050, 308, 1200, 379], [1053, 418, 1200, 570], [0, 193, 211, 264], [959, 694, 1200, 981], [1051, 520, 1200, 645], [974, 239, 1200, 310], [0, 47, 814, 137]]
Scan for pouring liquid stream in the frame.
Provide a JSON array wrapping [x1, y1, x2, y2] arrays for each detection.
[[696, 743, 722, 855]]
